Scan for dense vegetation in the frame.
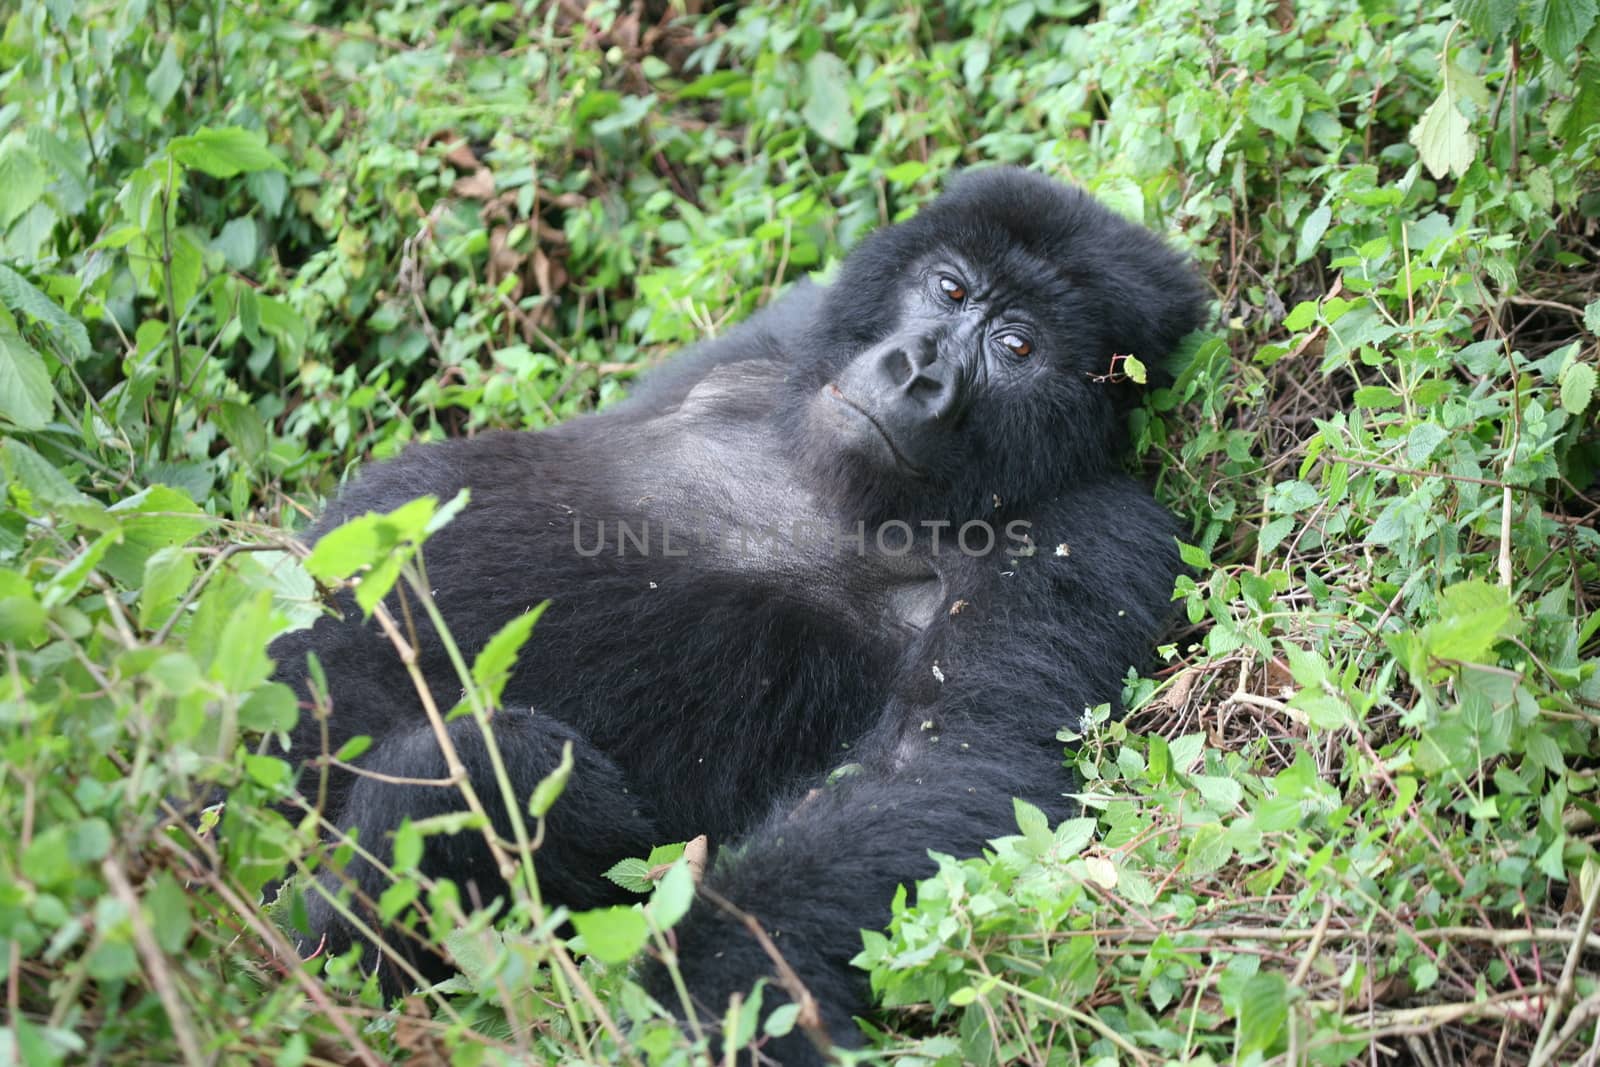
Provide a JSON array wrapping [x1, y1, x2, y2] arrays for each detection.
[[2, 0, 1598, 1063]]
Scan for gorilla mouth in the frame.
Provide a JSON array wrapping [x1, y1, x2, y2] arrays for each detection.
[[825, 383, 926, 475]]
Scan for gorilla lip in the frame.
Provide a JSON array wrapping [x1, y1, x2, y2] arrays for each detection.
[[824, 383, 926, 475]]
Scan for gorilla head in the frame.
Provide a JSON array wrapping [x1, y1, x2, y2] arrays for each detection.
[[793, 168, 1206, 523]]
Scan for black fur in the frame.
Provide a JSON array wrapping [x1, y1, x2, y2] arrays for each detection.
[[267, 167, 1208, 1063]]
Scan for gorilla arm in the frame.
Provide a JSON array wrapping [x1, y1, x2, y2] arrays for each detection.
[[647, 478, 1183, 1063]]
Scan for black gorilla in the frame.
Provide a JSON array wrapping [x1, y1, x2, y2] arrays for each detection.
[[267, 166, 1208, 1062]]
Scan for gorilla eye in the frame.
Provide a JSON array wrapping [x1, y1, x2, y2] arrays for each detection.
[[938, 276, 967, 303], [1000, 334, 1033, 359]]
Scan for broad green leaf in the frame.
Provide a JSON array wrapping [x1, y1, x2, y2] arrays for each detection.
[[1559, 360, 1595, 416], [0, 333, 54, 429], [1585, 298, 1600, 336], [1421, 579, 1521, 664], [1455, 0, 1518, 37], [647, 859, 694, 929], [0, 264, 90, 360], [0, 136, 47, 229], [1409, 86, 1477, 179], [147, 871, 192, 954], [802, 52, 858, 150], [1013, 797, 1052, 852], [1236, 972, 1289, 1054], [1536, 0, 1598, 60], [1295, 204, 1331, 264], [1406, 422, 1449, 463], [570, 905, 649, 964], [604, 857, 654, 893], [169, 126, 286, 178], [147, 41, 183, 110], [0, 569, 46, 643]]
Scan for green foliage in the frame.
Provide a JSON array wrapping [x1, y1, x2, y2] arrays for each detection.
[[1, 0, 1597, 1062]]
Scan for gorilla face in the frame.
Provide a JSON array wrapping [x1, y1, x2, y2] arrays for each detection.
[[794, 168, 1207, 525]]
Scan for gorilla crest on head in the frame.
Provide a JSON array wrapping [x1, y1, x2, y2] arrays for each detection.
[[261, 166, 1209, 1066]]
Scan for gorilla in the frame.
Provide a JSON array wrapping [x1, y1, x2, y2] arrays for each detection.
[[266, 166, 1208, 1063]]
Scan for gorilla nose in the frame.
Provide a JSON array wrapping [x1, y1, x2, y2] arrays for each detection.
[[876, 338, 956, 419]]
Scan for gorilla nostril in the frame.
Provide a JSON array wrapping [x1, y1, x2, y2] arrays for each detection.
[[883, 348, 913, 383]]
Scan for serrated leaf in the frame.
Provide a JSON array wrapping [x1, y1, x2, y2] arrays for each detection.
[[0, 264, 90, 361], [169, 126, 285, 178], [1585, 298, 1600, 337], [1406, 422, 1449, 463], [603, 857, 654, 893], [0, 333, 54, 429], [1537, 0, 1597, 61], [1422, 578, 1521, 664], [1560, 361, 1595, 416], [801, 52, 858, 150], [1455, 0, 1518, 37], [1409, 87, 1477, 179], [471, 604, 547, 703]]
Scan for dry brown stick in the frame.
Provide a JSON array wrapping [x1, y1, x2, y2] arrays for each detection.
[[102, 855, 207, 1066], [1530, 866, 1600, 1066]]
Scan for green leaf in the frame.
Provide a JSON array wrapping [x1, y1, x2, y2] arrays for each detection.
[[1536, 0, 1598, 60], [0, 136, 47, 229], [0, 333, 54, 429], [1406, 422, 1449, 463], [603, 857, 654, 893], [1185, 823, 1233, 876], [392, 821, 423, 872], [801, 52, 858, 150], [1013, 797, 1052, 852], [1421, 579, 1521, 664], [1559, 360, 1595, 416], [1455, 0, 1518, 37], [1585, 298, 1600, 337], [169, 126, 286, 178], [0, 569, 47, 643], [1295, 204, 1331, 264], [147, 41, 183, 110], [0, 264, 90, 361], [570, 905, 649, 964], [647, 859, 695, 929], [471, 604, 548, 704], [764, 1002, 801, 1038], [212, 217, 258, 270], [528, 739, 574, 818], [147, 871, 193, 954], [1236, 971, 1289, 1054], [1122, 354, 1147, 384], [1409, 86, 1477, 179]]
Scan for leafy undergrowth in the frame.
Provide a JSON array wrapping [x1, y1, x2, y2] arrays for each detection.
[[2, 0, 1599, 1064]]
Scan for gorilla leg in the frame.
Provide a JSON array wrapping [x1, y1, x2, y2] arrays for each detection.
[[302, 710, 657, 995], [644, 737, 1075, 1065]]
